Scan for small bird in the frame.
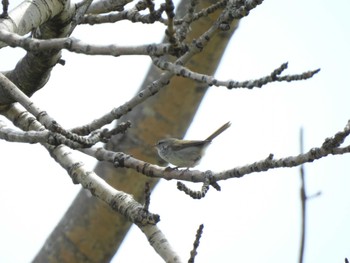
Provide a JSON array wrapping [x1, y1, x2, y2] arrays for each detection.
[[155, 122, 231, 168]]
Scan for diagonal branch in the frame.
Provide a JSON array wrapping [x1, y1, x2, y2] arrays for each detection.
[[1, 102, 184, 262], [152, 58, 320, 89]]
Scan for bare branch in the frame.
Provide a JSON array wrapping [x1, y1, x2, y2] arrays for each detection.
[[0, 29, 181, 56], [153, 58, 320, 89], [0, 100, 188, 263], [0, 73, 132, 147], [0, 104, 183, 263], [177, 171, 218, 199], [164, 0, 179, 47], [143, 182, 151, 211], [70, 1, 260, 133], [0, 1, 75, 105], [174, 0, 197, 43], [68, 0, 94, 35], [1, 103, 159, 225], [0, 119, 89, 147], [173, 1, 227, 26], [299, 128, 306, 263], [86, 0, 132, 14], [188, 224, 204, 263], [140, 224, 182, 262], [0, 72, 54, 122], [81, 120, 350, 189], [82, 0, 165, 25], [177, 180, 210, 199], [0, 0, 9, 18], [0, 0, 67, 45]]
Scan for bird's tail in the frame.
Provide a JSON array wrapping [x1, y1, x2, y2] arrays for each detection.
[[206, 121, 231, 141]]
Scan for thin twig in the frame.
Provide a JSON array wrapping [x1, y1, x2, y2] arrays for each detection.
[[188, 224, 204, 263], [0, 0, 9, 18], [299, 128, 306, 263], [143, 182, 151, 211]]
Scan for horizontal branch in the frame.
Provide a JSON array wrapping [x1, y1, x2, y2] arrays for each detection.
[[0, 118, 131, 148], [0, 120, 82, 147], [82, 2, 165, 25], [81, 120, 350, 193], [87, 0, 132, 14], [0, 29, 178, 56]]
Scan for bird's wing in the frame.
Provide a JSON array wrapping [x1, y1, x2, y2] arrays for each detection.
[[171, 140, 210, 151]]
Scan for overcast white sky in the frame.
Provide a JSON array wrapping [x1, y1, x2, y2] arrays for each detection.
[[0, 0, 350, 262]]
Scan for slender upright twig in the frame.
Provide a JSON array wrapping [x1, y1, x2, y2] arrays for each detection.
[[188, 224, 204, 263], [299, 128, 306, 263]]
